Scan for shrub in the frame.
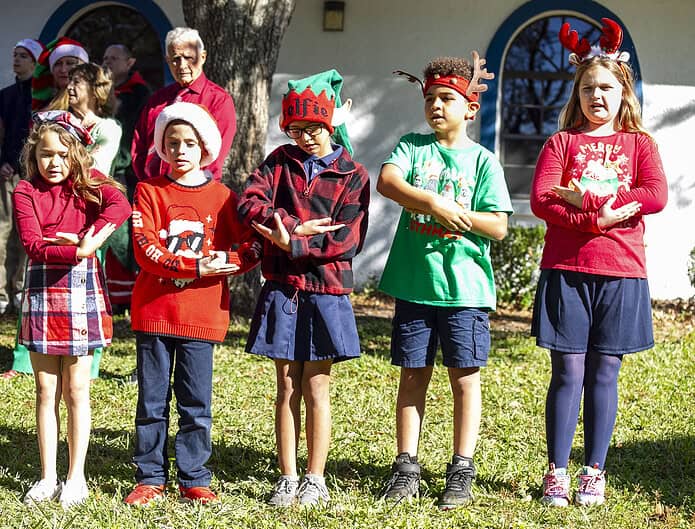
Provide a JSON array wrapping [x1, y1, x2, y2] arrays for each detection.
[[689, 246, 695, 289], [491, 224, 546, 309]]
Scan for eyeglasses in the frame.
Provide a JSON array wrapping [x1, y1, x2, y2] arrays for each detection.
[[285, 124, 325, 139]]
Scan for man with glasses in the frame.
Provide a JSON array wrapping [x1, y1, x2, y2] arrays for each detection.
[[131, 27, 236, 182]]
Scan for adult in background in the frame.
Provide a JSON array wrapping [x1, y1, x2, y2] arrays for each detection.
[[0, 39, 43, 318], [33, 37, 89, 111], [1, 39, 44, 380], [131, 27, 236, 182], [102, 44, 150, 313], [66, 62, 123, 381]]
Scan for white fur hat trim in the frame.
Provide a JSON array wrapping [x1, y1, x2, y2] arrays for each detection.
[[15, 39, 43, 62], [48, 43, 89, 71], [153, 102, 222, 168]]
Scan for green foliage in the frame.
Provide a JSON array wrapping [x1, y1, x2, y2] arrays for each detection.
[[688, 246, 695, 288], [1, 310, 694, 528], [491, 224, 546, 309]]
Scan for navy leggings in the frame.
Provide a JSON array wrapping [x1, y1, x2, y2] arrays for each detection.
[[545, 350, 623, 469]]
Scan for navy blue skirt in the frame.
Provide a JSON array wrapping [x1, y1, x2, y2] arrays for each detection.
[[246, 281, 361, 362], [531, 269, 653, 355]]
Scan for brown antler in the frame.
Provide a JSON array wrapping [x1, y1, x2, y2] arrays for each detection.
[[599, 18, 623, 53], [393, 70, 424, 92], [466, 51, 495, 98], [559, 22, 591, 57]]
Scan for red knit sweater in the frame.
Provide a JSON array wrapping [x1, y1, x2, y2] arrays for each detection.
[[531, 130, 668, 278], [130, 175, 260, 342]]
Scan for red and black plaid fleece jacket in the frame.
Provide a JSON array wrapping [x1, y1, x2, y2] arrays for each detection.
[[237, 144, 370, 295]]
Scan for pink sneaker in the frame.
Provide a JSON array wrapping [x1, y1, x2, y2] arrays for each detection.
[[575, 464, 606, 506], [541, 463, 570, 507]]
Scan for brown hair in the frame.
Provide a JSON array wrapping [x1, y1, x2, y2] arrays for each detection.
[[423, 57, 473, 81], [21, 123, 124, 205], [559, 56, 647, 134], [68, 63, 114, 117]]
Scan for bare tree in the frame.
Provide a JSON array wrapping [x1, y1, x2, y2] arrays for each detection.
[[183, 0, 296, 314]]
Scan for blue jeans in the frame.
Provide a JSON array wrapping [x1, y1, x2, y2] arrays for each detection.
[[133, 334, 213, 487]]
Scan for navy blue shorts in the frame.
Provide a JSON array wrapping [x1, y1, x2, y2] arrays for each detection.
[[246, 281, 361, 363], [531, 269, 653, 355], [390, 299, 490, 368]]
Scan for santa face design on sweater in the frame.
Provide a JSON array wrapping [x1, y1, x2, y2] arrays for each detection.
[[570, 141, 632, 196], [161, 205, 206, 288]]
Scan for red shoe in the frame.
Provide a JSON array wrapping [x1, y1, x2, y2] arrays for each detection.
[[1, 370, 20, 380], [179, 485, 218, 504], [124, 484, 166, 506]]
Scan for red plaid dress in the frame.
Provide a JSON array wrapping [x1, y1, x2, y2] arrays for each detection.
[[20, 256, 113, 356]]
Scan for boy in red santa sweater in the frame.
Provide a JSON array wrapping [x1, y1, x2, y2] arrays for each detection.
[[124, 102, 260, 506]]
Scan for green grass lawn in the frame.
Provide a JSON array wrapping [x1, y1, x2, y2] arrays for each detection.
[[0, 296, 694, 528]]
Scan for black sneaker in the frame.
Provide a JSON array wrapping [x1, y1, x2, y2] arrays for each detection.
[[380, 453, 421, 503], [439, 455, 475, 510]]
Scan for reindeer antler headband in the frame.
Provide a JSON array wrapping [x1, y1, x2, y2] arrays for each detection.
[[393, 51, 495, 103], [559, 17, 630, 66]]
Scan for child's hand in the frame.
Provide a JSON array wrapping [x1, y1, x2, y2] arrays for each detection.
[[552, 178, 585, 209], [252, 213, 291, 252], [294, 217, 345, 237], [597, 197, 641, 229], [44, 232, 80, 245], [76, 223, 117, 258], [199, 253, 240, 276], [430, 195, 473, 232]]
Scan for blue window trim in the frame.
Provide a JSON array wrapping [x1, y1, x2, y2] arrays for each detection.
[[480, 0, 642, 153], [39, 0, 174, 84]]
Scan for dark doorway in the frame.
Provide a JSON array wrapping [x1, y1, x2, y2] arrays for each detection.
[[64, 4, 165, 91]]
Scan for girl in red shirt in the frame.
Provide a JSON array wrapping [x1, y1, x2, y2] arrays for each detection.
[[530, 19, 667, 508], [14, 111, 130, 507]]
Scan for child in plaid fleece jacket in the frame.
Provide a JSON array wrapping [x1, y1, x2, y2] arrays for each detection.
[[237, 70, 369, 506]]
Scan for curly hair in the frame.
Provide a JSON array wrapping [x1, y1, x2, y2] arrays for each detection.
[[21, 122, 124, 205], [423, 57, 473, 81], [68, 63, 114, 117]]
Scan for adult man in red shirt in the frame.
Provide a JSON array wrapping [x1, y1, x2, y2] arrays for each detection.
[[131, 27, 236, 182]]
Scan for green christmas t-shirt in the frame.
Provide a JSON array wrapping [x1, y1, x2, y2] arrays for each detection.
[[378, 133, 513, 309]]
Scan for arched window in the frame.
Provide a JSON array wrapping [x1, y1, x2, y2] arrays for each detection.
[[480, 1, 641, 209], [40, 0, 173, 88], [64, 5, 165, 90], [501, 16, 599, 197]]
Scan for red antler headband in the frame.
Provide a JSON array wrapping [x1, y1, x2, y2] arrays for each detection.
[[393, 51, 494, 103], [559, 17, 630, 66]]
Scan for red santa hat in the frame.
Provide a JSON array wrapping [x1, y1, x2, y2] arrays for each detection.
[[48, 38, 89, 71]]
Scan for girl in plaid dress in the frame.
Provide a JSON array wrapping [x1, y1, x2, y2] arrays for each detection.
[[13, 111, 130, 507]]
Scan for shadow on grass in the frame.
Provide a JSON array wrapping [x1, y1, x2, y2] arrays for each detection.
[[608, 436, 695, 510]]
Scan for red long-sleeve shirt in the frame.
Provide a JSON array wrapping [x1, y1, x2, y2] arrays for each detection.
[[130, 175, 260, 342], [131, 72, 236, 182], [531, 130, 668, 278], [13, 170, 131, 264]]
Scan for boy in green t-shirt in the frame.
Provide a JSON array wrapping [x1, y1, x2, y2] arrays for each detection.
[[377, 55, 513, 509]]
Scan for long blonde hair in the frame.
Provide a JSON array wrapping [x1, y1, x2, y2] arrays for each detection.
[[559, 56, 648, 135], [21, 123, 124, 205]]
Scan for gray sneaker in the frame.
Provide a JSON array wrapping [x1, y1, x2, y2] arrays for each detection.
[[439, 455, 475, 510], [380, 453, 421, 503], [296, 475, 330, 506], [268, 475, 299, 507]]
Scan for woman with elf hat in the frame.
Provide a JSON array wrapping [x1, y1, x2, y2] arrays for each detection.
[[32, 37, 89, 111], [238, 69, 370, 507]]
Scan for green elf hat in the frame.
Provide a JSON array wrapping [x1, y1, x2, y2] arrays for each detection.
[[280, 69, 353, 155]]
